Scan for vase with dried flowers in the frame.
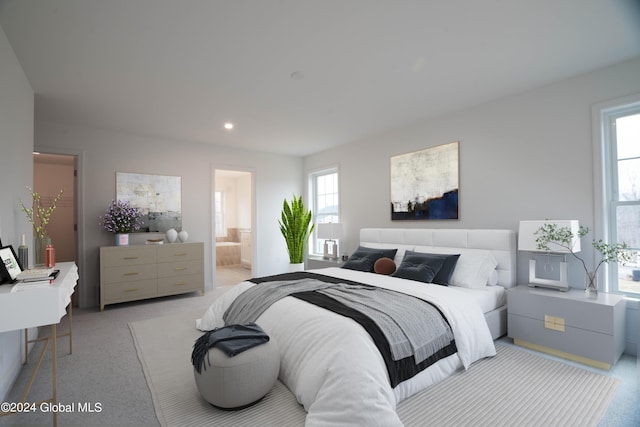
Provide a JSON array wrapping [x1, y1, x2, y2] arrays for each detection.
[[99, 200, 143, 246], [19, 186, 64, 266], [534, 223, 632, 298]]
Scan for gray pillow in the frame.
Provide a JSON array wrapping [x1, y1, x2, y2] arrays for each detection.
[[342, 246, 398, 272], [392, 251, 451, 284]]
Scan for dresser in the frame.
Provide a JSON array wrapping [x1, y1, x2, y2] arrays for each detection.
[[100, 242, 204, 310], [507, 285, 625, 370]]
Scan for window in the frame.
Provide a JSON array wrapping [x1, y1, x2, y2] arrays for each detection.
[[214, 191, 225, 237], [600, 100, 640, 296], [309, 168, 339, 255]]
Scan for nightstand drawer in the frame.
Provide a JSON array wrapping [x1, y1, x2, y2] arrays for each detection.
[[507, 287, 620, 335], [508, 314, 616, 365], [507, 285, 625, 369]]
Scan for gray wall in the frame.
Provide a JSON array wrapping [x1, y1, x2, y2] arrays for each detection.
[[0, 25, 34, 401], [35, 122, 303, 308], [304, 57, 640, 354]]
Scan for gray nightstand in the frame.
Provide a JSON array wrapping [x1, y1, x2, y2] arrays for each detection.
[[306, 255, 345, 270], [507, 285, 625, 370]]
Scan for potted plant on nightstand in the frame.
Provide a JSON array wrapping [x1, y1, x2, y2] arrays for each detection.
[[534, 223, 631, 298], [279, 194, 314, 271]]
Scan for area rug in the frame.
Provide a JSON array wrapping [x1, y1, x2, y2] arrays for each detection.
[[130, 309, 619, 427]]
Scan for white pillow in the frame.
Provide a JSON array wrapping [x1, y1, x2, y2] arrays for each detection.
[[450, 251, 498, 289], [487, 269, 498, 286]]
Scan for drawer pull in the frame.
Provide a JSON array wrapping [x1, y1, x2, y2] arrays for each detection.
[[123, 256, 139, 260], [174, 253, 188, 257], [124, 288, 139, 292], [175, 282, 187, 286], [124, 272, 139, 276], [175, 267, 188, 271]]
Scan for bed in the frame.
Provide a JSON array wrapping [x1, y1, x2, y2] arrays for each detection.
[[196, 228, 516, 426]]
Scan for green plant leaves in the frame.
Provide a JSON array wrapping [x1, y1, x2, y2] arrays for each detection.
[[279, 194, 315, 263]]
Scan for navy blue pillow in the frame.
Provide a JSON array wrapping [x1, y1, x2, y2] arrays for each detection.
[[429, 253, 461, 286], [342, 246, 398, 272], [392, 251, 446, 283]]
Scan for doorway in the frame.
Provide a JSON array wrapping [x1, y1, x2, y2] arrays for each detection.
[[33, 153, 77, 263], [214, 169, 253, 286]]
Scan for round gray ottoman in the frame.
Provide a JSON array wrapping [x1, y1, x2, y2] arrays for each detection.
[[193, 339, 280, 410]]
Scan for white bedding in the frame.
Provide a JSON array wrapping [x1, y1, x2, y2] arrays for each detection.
[[454, 284, 506, 314], [196, 267, 496, 426]]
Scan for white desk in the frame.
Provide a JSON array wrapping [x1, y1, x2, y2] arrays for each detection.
[[0, 262, 78, 426]]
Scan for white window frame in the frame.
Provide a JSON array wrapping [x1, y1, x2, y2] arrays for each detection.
[[308, 166, 340, 256], [592, 93, 640, 296]]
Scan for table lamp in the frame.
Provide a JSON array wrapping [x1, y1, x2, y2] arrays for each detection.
[[317, 223, 343, 260], [518, 220, 580, 291]]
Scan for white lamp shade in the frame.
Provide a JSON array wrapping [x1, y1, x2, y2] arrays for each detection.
[[518, 220, 581, 253], [317, 223, 343, 240]]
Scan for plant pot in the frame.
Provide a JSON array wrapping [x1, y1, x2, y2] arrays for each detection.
[[288, 263, 305, 272], [116, 233, 129, 246]]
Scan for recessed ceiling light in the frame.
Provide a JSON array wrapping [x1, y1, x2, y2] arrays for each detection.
[[224, 122, 234, 130]]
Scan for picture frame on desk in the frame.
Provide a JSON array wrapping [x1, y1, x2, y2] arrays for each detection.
[[0, 245, 24, 284]]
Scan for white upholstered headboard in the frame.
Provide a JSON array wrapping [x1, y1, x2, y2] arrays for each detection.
[[359, 228, 517, 289]]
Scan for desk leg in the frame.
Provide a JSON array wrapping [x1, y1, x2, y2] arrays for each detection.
[[68, 303, 73, 355], [52, 324, 57, 427]]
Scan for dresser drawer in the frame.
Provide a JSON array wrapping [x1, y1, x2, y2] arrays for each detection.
[[103, 279, 157, 302], [102, 264, 157, 284], [157, 243, 203, 262], [101, 246, 156, 267], [157, 260, 203, 278], [157, 274, 204, 295]]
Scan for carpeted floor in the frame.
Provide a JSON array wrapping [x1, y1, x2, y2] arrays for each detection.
[[130, 309, 620, 427]]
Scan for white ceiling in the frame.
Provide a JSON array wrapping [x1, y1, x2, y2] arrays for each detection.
[[1, 0, 639, 157]]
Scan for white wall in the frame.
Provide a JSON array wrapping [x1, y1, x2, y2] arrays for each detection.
[[35, 122, 302, 308], [0, 24, 34, 401], [304, 57, 640, 353]]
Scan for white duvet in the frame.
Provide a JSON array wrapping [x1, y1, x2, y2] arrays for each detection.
[[196, 268, 496, 426]]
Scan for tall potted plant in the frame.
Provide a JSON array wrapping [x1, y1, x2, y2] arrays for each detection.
[[534, 223, 631, 298], [279, 194, 314, 271]]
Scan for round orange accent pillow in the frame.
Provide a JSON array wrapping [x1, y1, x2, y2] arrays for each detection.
[[374, 257, 396, 275]]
